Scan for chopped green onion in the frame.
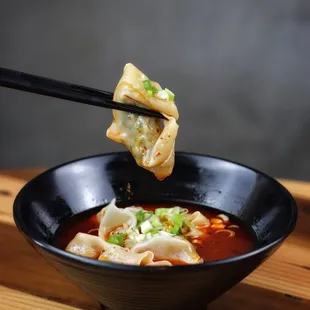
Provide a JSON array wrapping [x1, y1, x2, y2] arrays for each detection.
[[151, 86, 158, 93], [165, 88, 175, 101], [173, 214, 183, 227], [143, 79, 152, 90], [156, 90, 169, 100], [135, 207, 192, 237], [151, 216, 163, 228], [136, 210, 145, 226], [155, 208, 170, 217], [168, 227, 179, 235], [144, 211, 153, 221], [168, 214, 184, 235], [143, 79, 158, 96], [141, 220, 153, 234], [155, 207, 184, 217], [136, 210, 153, 227], [107, 234, 125, 246], [149, 227, 161, 235]]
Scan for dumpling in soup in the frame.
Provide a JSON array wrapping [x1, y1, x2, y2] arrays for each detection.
[[62, 199, 253, 267], [98, 244, 154, 265], [66, 233, 105, 259], [132, 235, 203, 264], [98, 199, 137, 240], [107, 63, 179, 180]]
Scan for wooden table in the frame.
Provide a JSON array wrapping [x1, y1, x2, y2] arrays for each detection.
[[0, 170, 309, 310]]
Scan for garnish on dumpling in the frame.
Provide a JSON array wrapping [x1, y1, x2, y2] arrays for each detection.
[[107, 63, 179, 180]]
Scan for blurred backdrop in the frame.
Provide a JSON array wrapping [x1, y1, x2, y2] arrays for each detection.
[[1, 0, 310, 180]]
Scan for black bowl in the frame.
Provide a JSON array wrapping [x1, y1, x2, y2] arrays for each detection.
[[13, 152, 297, 310]]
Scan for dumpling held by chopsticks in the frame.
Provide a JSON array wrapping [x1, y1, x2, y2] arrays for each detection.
[[107, 63, 179, 180]]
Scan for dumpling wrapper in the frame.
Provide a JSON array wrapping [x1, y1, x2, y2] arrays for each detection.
[[65, 233, 106, 259], [98, 199, 137, 240], [99, 245, 154, 265], [98, 244, 172, 266], [132, 235, 203, 265], [184, 211, 210, 238], [188, 211, 210, 227], [107, 63, 179, 180], [65, 232, 171, 266]]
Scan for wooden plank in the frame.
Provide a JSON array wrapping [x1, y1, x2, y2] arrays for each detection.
[[0, 170, 309, 309], [210, 282, 310, 310], [1, 286, 79, 310]]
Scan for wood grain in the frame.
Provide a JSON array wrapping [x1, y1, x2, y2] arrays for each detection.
[[1, 285, 78, 310], [0, 170, 309, 310]]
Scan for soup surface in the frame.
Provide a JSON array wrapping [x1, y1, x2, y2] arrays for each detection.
[[55, 201, 256, 266]]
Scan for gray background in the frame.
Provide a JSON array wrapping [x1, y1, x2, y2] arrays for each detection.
[[1, 0, 310, 180]]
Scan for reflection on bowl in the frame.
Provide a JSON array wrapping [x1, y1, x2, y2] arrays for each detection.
[[13, 152, 297, 310]]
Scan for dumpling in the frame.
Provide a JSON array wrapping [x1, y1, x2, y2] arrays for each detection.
[[98, 199, 137, 240], [98, 243, 173, 266], [188, 211, 210, 227], [132, 235, 203, 265], [107, 63, 179, 180], [184, 211, 210, 238], [96, 205, 108, 222], [65, 233, 105, 259], [99, 245, 155, 265]]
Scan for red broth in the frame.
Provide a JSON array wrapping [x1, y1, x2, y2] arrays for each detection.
[[55, 203, 256, 264]]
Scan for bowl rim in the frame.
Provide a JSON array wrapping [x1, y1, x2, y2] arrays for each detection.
[[13, 151, 298, 273]]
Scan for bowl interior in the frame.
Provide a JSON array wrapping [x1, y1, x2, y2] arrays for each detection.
[[14, 152, 297, 259]]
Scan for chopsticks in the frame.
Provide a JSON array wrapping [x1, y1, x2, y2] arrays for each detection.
[[0, 67, 166, 119]]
